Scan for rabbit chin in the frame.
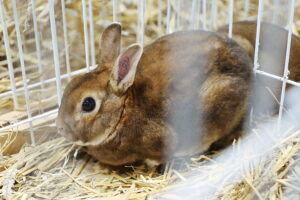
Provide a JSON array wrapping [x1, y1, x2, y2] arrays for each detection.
[[73, 130, 117, 146]]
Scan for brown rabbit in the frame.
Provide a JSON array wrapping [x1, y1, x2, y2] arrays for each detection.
[[56, 23, 252, 167], [217, 21, 300, 115]]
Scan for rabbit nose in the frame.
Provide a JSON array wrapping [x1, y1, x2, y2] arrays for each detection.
[[55, 117, 61, 127], [57, 127, 64, 135], [57, 126, 73, 140]]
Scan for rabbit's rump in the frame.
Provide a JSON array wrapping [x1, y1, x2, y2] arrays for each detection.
[[134, 31, 252, 155]]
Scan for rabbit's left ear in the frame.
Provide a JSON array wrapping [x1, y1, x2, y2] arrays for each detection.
[[99, 23, 122, 64], [109, 44, 143, 95]]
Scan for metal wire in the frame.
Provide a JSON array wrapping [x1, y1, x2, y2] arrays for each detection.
[[228, 0, 234, 38], [82, 0, 90, 71], [12, 0, 35, 145], [48, 0, 62, 105], [1, 0, 300, 137], [253, 0, 264, 71], [277, 0, 295, 129], [0, 0, 19, 109], [61, 0, 71, 80], [31, 0, 45, 99], [89, 0, 96, 66]]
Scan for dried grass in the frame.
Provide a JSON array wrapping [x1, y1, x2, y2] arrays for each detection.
[[1, 0, 300, 200], [0, 126, 299, 199], [0, 136, 181, 199]]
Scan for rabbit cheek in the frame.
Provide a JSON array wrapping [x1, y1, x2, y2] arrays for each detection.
[[87, 98, 125, 145], [58, 120, 80, 142], [81, 114, 96, 125], [63, 131, 78, 142], [94, 106, 123, 140], [56, 109, 78, 141]]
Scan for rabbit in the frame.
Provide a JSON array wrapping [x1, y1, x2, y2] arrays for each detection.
[[217, 21, 300, 116], [56, 23, 252, 167]]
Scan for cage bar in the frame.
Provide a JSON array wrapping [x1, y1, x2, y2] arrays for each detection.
[[175, 0, 181, 31], [250, 0, 264, 126], [0, 109, 58, 133], [228, 0, 234, 38], [195, 0, 201, 29], [48, 0, 62, 105], [255, 70, 300, 87], [166, 0, 171, 33], [157, 0, 162, 29], [31, 0, 45, 100], [112, 0, 119, 22], [82, 0, 90, 71], [0, 0, 19, 109], [1, 64, 298, 104], [244, 0, 249, 19], [0, 66, 97, 99], [0, 65, 97, 132], [88, 0, 96, 66], [190, 0, 197, 29], [202, 0, 207, 30], [253, 0, 264, 72], [272, 0, 280, 23], [12, 0, 35, 145], [277, 0, 295, 128], [211, 0, 218, 29], [0, 0, 299, 152], [137, 0, 145, 44], [61, 0, 71, 80]]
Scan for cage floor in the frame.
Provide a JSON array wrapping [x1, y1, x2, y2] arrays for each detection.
[[0, 124, 300, 200]]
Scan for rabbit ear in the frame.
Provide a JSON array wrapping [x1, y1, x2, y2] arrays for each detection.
[[99, 23, 121, 64], [110, 44, 143, 95]]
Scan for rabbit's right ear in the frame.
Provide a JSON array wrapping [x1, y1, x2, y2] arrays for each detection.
[[109, 44, 143, 95], [99, 23, 121, 64]]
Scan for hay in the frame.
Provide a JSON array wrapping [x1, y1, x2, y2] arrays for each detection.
[[154, 127, 300, 199], [1, 0, 300, 199], [0, 125, 300, 199], [0, 136, 182, 199]]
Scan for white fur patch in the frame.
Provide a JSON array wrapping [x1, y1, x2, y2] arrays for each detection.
[[145, 159, 161, 168], [74, 131, 117, 146]]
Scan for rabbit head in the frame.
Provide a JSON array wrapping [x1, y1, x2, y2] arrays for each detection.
[[56, 23, 143, 146]]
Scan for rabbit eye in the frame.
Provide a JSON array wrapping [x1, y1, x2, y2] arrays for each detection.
[[82, 97, 96, 112]]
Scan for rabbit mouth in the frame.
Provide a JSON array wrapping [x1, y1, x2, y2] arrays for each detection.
[[73, 133, 112, 146], [56, 118, 79, 142], [57, 126, 77, 142]]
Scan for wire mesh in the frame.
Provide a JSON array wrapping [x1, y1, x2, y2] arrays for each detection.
[[0, 0, 299, 146]]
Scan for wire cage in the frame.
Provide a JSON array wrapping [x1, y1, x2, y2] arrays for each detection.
[[1, 0, 300, 199], [0, 0, 299, 145]]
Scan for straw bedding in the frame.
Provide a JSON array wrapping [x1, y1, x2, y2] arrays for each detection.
[[1, 0, 300, 199], [1, 125, 300, 199]]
